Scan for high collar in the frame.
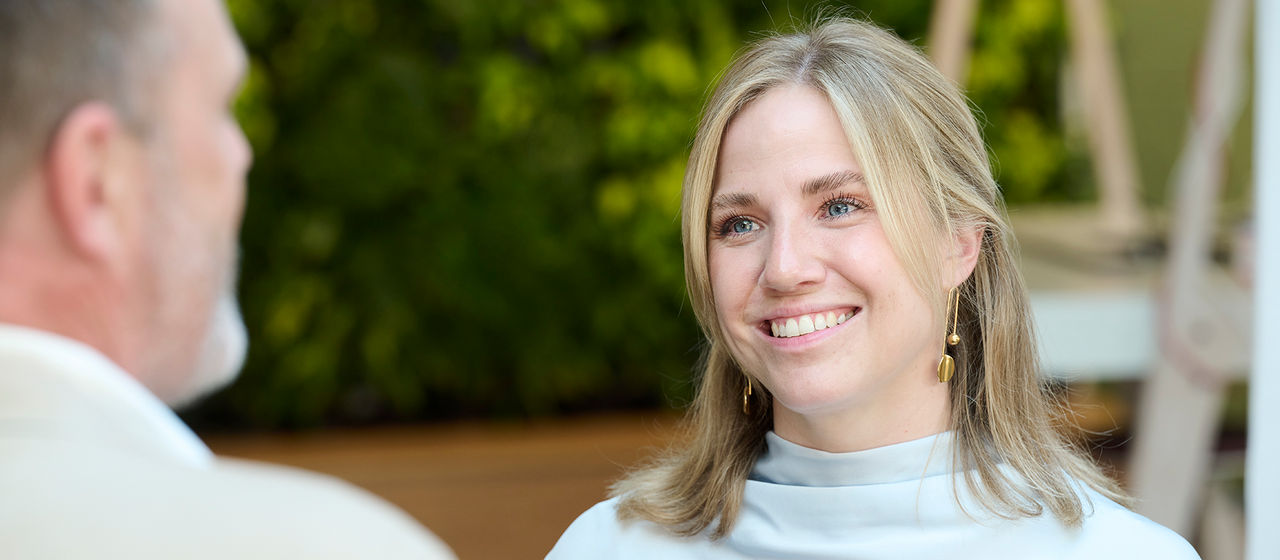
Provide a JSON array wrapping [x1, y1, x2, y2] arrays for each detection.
[[0, 323, 213, 467], [751, 431, 953, 487], [728, 430, 994, 556]]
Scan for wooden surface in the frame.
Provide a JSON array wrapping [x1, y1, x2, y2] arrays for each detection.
[[204, 413, 677, 560], [201, 407, 1136, 558]]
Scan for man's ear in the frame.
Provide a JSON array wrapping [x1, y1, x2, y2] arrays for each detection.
[[948, 225, 984, 287], [42, 102, 137, 262]]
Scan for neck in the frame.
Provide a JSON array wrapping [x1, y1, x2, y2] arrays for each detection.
[[771, 358, 952, 453], [0, 257, 134, 367], [0, 186, 145, 382]]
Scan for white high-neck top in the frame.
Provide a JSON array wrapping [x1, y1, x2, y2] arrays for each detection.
[[752, 431, 952, 485], [548, 431, 1200, 559]]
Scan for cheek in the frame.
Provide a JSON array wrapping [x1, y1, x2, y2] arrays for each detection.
[[872, 280, 940, 357], [708, 248, 755, 319]]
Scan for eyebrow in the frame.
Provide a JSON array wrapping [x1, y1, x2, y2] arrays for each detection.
[[802, 170, 865, 197], [710, 191, 758, 212], [709, 170, 865, 213]]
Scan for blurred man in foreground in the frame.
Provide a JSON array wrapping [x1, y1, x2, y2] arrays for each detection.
[[0, 1, 453, 557]]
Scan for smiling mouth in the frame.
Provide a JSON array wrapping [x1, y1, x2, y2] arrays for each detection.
[[764, 308, 860, 338]]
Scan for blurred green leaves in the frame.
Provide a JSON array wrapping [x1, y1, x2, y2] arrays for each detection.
[[968, 0, 1082, 203], [186, 0, 1090, 429]]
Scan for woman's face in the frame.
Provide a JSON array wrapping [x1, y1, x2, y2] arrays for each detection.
[[708, 84, 950, 449]]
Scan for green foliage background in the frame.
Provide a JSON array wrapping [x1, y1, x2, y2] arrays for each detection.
[[184, 0, 1090, 429]]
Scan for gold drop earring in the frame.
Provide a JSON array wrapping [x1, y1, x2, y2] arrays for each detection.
[[937, 287, 960, 383], [742, 377, 753, 415]]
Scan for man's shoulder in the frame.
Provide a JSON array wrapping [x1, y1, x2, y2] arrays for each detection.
[[198, 457, 457, 558], [0, 439, 454, 559], [206, 457, 435, 530]]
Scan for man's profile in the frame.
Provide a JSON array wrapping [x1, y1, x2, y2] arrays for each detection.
[[0, 1, 452, 557]]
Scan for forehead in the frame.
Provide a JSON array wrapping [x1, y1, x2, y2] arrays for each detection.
[[714, 84, 862, 195]]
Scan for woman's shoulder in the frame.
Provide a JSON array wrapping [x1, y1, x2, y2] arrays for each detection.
[[1068, 489, 1201, 559], [547, 497, 723, 559], [548, 498, 644, 559], [548, 497, 625, 555]]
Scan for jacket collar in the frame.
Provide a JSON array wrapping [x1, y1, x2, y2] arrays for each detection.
[[0, 323, 213, 467]]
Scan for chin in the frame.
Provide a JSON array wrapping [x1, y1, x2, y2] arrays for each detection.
[[167, 295, 249, 409], [763, 365, 884, 414], [772, 390, 861, 416], [766, 379, 857, 413]]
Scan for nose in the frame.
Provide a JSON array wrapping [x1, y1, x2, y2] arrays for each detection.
[[760, 224, 825, 293]]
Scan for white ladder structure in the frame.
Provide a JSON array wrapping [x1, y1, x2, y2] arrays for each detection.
[[927, 1, 1265, 558]]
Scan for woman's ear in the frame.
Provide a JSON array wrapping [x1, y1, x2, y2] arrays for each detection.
[[948, 225, 984, 286]]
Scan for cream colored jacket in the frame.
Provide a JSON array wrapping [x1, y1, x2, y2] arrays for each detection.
[[0, 324, 454, 559]]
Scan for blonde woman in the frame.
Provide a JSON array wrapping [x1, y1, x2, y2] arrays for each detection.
[[549, 18, 1197, 560]]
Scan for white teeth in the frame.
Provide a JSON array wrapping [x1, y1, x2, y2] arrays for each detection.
[[784, 319, 799, 337], [769, 310, 855, 338], [797, 316, 815, 335]]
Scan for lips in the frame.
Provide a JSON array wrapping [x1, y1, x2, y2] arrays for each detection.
[[765, 307, 859, 338]]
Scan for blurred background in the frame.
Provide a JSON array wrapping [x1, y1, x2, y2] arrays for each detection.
[[184, 0, 1257, 558]]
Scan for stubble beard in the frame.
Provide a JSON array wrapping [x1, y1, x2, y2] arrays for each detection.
[[145, 165, 249, 409], [167, 286, 248, 409]]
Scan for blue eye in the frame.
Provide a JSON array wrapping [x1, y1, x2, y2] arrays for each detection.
[[715, 216, 758, 238], [711, 216, 757, 237], [730, 218, 756, 234], [822, 196, 866, 219]]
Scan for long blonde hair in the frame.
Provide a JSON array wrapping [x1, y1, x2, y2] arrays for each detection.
[[612, 17, 1126, 539]]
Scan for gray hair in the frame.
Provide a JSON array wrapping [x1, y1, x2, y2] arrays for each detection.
[[0, 0, 165, 189]]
